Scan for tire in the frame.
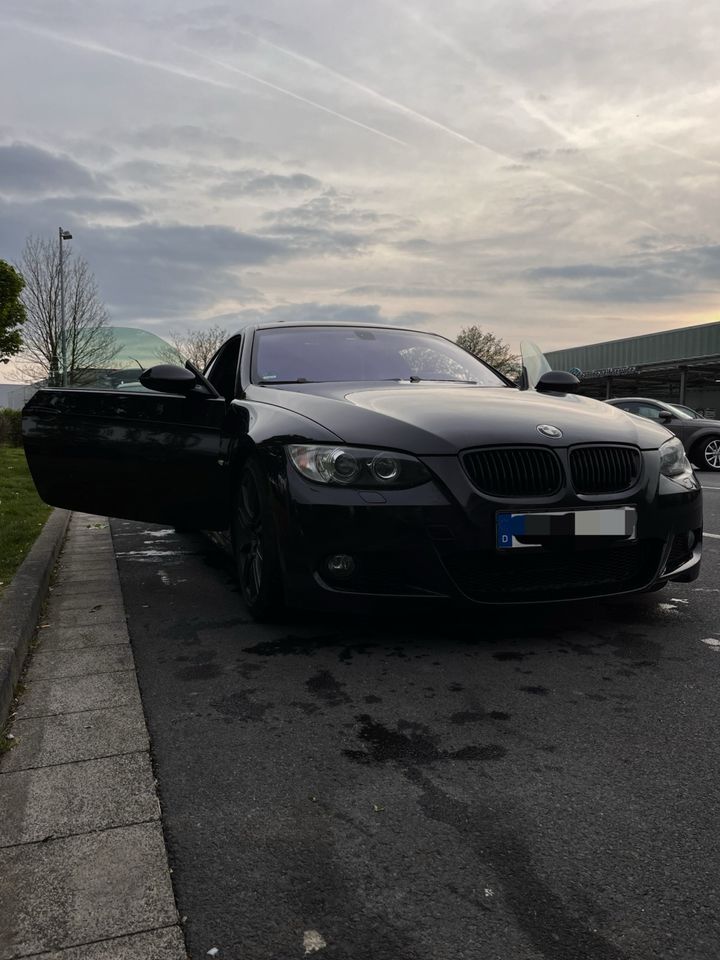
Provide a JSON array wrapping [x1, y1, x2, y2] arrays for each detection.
[[694, 436, 720, 472], [231, 458, 285, 621]]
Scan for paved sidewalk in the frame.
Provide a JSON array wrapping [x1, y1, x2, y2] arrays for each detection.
[[0, 514, 187, 960]]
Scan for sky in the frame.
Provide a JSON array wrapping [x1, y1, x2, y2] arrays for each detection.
[[1, 0, 719, 380]]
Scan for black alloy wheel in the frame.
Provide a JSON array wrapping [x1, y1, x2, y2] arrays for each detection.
[[232, 458, 285, 620], [697, 437, 720, 472]]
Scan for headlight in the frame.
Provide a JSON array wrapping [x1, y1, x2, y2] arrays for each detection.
[[287, 444, 431, 488], [659, 437, 693, 479]]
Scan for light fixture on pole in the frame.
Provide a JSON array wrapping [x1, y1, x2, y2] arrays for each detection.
[[58, 227, 72, 387]]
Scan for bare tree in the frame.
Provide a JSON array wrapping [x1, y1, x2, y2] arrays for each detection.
[[156, 325, 228, 371], [455, 325, 521, 379], [16, 235, 118, 385]]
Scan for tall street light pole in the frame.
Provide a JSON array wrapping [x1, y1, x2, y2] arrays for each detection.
[[58, 227, 72, 387]]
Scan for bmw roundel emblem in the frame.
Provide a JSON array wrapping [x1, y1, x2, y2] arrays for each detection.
[[537, 424, 563, 439]]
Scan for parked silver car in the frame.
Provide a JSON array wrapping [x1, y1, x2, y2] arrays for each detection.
[[606, 397, 720, 471]]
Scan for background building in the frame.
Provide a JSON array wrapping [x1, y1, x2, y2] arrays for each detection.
[[546, 319, 720, 417]]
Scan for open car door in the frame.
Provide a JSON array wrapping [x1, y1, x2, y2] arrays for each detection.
[[22, 369, 230, 529], [519, 340, 553, 390]]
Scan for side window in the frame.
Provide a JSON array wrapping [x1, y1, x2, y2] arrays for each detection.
[[635, 403, 661, 420], [205, 337, 241, 401]]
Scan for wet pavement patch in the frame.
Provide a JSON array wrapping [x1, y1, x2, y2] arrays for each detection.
[[449, 710, 488, 724], [344, 715, 506, 766], [306, 669, 351, 705], [209, 688, 272, 721]]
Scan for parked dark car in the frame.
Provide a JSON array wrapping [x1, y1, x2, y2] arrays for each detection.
[[606, 397, 720, 472], [23, 323, 702, 618]]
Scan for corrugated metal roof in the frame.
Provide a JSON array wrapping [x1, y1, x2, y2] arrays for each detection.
[[545, 319, 720, 372]]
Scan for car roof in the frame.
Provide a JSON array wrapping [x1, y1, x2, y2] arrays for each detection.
[[241, 320, 428, 335], [607, 397, 666, 403]]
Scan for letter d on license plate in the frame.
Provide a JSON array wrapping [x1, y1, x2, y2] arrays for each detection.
[[496, 507, 636, 549]]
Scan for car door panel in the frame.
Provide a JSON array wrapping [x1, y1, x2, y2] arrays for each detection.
[[23, 388, 230, 527]]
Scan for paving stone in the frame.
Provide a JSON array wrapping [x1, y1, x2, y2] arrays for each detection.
[[31, 927, 187, 959], [36, 624, 130, 652], [29, 646, 135, 682], [56, 561, 119, 578], [46, 594, 125, 617], [57, 554, 116, 569], [0, 753, 158, 846], [61, 542, 114, 553], [0, 822, 177, 958], [0, 705, 148, 773], [62, 538, 113, 546], [15, 671, 140, 719], [58, 554, 115, 566], [42, 605, 127, 630], [50, 579, 123, 598]]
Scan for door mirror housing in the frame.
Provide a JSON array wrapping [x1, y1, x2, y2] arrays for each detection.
[[139, 364, 198, 395], [536, 370, 581, 394], [658, 410, 673, 423]]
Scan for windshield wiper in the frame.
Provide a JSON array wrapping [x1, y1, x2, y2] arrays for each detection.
[[259, 378, 316, 385], [408, 377, 477, 384]]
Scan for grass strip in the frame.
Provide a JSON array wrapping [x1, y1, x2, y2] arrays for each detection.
[[0, 445, 51, 594]]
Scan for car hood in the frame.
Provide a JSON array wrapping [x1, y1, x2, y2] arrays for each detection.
[[253, 383, 672, 454]]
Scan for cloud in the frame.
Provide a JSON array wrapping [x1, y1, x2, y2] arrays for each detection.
[[81, 221, 288, 318], [212, 171, 322, 198], [232, 302, 387, 326], [521, 147, 582, 162], [0, 142, 104, 196], [226, 302, 439, 331], [263, 193, 394, 228], [125, 124, 271, 160], [0, 196, 288, 322], [257, 192, 417, 258], [525, 244, 720, 302], [258, 223, 370, 257], [342, 284, 480, 299]]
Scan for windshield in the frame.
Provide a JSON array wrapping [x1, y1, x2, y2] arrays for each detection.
[[662, 401, 695, 420], [252, 326, 509, 387], [666, 402, 699, 419]]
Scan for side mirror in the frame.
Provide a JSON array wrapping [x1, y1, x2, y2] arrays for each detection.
[[536, 370, 581, 394], [139, 364, 198, 395], [658, 410, 673, 423]]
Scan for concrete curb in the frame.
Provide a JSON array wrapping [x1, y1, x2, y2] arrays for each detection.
[[0, 508, 70, 729]]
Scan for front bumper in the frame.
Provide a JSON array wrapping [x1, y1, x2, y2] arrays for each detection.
[[273, 450, 703, 608]]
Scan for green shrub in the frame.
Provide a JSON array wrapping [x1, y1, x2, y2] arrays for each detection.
[[0, 408, 22, 446]]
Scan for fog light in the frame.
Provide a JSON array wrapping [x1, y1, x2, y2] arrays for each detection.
[[326, 554, 356, 578], [687, 530, 696, 550]]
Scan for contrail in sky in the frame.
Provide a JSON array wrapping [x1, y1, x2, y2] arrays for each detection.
[[213, 26, 521, 167], [642, 137, 720, 170], [393, 2, 583, 147], [7, 22, 236, 91], [390, 3, 666, 225], [176, 46, 409, 148], [6, 21, 407, 149], [194, 28, 608, 204]]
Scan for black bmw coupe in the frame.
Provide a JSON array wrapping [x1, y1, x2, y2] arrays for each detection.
[[23, 322, 703, 618]]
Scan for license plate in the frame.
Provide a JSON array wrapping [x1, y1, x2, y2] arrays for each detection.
[[496, 507, 637, 549]]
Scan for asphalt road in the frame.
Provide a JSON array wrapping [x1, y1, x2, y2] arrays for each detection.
[[112, 474, 720, 960]]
